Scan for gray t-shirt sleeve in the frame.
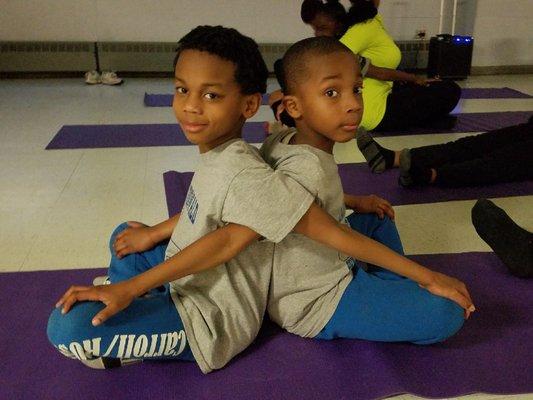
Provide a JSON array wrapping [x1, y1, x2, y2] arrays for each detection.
[[222, 166, 314, 243]]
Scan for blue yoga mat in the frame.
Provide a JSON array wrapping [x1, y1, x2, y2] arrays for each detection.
[[46, 111, 533, 150], [144, 92, 270, 107]]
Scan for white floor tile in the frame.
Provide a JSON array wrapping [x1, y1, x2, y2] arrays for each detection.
[[396, 196, 533, 255]]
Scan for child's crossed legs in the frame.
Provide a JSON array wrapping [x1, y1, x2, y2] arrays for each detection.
[[47, 223, 195, 368], [316, 212, 464, 343]]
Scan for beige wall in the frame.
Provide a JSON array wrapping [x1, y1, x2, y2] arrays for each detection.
[[1, 0, 531, 67]]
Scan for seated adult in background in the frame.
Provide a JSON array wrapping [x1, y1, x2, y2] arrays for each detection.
[[300, 0, 461, 132]]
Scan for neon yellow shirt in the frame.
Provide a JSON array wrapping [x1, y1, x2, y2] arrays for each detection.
[[340, 14, 401, 130]]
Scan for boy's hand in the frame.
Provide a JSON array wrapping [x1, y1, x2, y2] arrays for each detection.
[[55, 282, 136, 326], [420, 271, 476, 319], [349, 194, 395, 220], [114, 221, 156, 258]]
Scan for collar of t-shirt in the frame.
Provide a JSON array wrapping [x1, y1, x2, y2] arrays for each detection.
[[278, 129, 335, 160], [200, 138, 242, 161]]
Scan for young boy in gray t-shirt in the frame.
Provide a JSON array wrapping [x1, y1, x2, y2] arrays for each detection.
[[260, 36, 475, 343], [48, 26, 315, 374]]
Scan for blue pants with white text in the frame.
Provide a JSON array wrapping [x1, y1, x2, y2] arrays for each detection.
[[47, 223, 195, 366], [315, 213, 464, 344]]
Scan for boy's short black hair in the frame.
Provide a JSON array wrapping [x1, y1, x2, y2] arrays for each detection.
[[280, 36, 353, 95], [173, 25, 268, 95]]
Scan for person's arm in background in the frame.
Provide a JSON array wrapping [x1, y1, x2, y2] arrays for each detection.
[[367, 63, 440, 86]]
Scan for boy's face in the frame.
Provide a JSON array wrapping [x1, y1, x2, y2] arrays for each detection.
[[173, 49, 260, 153], [284, 51, 363, 145]]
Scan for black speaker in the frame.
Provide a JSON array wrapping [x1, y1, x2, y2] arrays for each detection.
[[427, 34, 474, 80]]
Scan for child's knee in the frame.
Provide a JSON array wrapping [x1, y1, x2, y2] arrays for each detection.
[[376, 214, 396, 230], [421, 296, 464, 344], [109, 222, 129, 250], [47, 303, 104, 359]]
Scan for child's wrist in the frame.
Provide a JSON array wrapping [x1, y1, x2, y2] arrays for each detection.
[[418, 268, 437, 287], [126, 276, 148, 298], [146, 226, 160, 245]]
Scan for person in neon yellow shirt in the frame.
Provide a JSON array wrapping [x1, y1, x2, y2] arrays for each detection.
[[299, 0, 461, 132]]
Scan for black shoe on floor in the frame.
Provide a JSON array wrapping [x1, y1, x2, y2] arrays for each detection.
[[472, 199, 533, 278]]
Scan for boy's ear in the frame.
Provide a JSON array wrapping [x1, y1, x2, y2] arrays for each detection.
[[283, 95, 302, 119], [242, 93, 261, 119]]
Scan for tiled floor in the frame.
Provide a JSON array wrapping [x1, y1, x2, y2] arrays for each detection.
[[0, 75, 531, 399]]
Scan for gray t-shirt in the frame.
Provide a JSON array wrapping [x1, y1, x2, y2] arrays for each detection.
[[260, 130, 354, 338], [165, 138, 314, 373]]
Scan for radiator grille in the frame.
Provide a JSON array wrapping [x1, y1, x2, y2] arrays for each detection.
[[0, 40, 428, 73]]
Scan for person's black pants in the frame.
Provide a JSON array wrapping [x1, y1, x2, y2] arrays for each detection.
[[374, 80, 461, 132], [410, 118, 533, 187]]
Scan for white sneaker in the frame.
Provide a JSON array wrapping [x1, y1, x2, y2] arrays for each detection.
[[92, 275, 111, 286], [101, 71, 124, 86], [84, 70, 101, 84]]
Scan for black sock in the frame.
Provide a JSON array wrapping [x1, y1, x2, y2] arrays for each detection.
[[356, 130, 395, 173], [398, 150, 432, 187], [410, 163, 433, 185], [472, 199, 533, 278]]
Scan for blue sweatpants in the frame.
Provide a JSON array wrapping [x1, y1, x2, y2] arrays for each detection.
[[47, 223, 195, 365], [315, 213, 464, 344]]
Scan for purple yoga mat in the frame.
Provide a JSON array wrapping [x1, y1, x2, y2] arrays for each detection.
[[144, 92, 270, 107], [2, 253, 532, 399], [46, 122, 268, 149], [45, 111, 533, 150], [373, 111, 532, 137], [144, 89, 531, 107], [461, 87, 532, 99], [163, 166, 533, 213]]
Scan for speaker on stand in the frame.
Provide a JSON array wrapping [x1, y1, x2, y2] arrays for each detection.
[[427, 0, 474, 80]]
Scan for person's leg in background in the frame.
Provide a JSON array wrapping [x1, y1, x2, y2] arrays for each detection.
[[408, 118, 533, 170], [431, 139, 533, 187], [373, 80, 461, 132], [358, 118, 533, 180], [472, 199, 533, 278]]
